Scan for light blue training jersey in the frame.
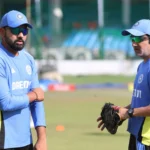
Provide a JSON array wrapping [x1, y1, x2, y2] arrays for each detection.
[[0, 43, 46, 149], [128, 60, 150, 145]]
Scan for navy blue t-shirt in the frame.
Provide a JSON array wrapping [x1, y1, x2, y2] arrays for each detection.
[[128, 60, 150, 145]]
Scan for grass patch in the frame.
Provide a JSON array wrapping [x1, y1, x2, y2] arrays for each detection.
[[32, 88, 132, 150], [63, 75, 135, 84]]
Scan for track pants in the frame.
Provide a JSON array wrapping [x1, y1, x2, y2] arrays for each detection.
[[129, 134, 150, 150], [0, 144, 33, 150]]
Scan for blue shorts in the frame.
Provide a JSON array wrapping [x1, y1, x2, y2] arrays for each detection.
[[129, 134, 150, 150]]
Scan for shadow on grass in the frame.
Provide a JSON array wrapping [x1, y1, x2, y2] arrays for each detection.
[[84, 132, 128, 137]]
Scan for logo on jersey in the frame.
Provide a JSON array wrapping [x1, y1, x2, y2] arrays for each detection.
[[12, 81, 31, 90], [11, 68, 15, 74], [138, 74, 143, 84], [133, 89, 142, 98], [26, 65, 32, 75]]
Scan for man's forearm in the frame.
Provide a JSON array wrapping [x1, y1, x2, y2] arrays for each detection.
[[0, 94, 29, 111], [34, 126, 47, 150], [35, 126, 47, 140]]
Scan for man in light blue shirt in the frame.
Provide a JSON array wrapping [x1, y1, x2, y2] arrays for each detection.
[[0, 10, 47, 150]]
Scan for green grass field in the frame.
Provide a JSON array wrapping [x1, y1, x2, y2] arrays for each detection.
[[32, 75, 134, 150], [63, 75, 135, 84]]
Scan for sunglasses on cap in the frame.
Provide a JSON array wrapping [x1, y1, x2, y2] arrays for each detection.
[[130, 35, 148, 43], [6, 27, 28, 36]]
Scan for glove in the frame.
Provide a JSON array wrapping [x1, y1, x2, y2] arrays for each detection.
[[100, 102, 124, 134]]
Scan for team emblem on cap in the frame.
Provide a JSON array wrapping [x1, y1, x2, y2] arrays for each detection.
[[17, 14, 23, 20], [133, 21, 139, 27]]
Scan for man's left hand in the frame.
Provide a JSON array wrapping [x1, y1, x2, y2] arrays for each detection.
[[34, 138, 47, 150]]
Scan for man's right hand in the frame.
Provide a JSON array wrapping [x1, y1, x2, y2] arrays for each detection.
[[28, 88, 44, 102]]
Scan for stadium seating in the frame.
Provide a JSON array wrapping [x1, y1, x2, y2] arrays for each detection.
[[61, 28, 135, 59]]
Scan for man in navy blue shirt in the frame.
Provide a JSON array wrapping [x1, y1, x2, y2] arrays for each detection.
[[97, 19, 150, 150]]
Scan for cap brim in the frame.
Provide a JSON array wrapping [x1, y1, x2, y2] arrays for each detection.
[[122, 29, 145, 36], [9, 22, 32, 28], [26, 23, 32, 28]]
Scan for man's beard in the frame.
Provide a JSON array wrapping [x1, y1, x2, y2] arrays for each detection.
[[5, 35, 26, 51]]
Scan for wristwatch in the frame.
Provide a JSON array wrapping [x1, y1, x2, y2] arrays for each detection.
[[128, 108, 134, 118]]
